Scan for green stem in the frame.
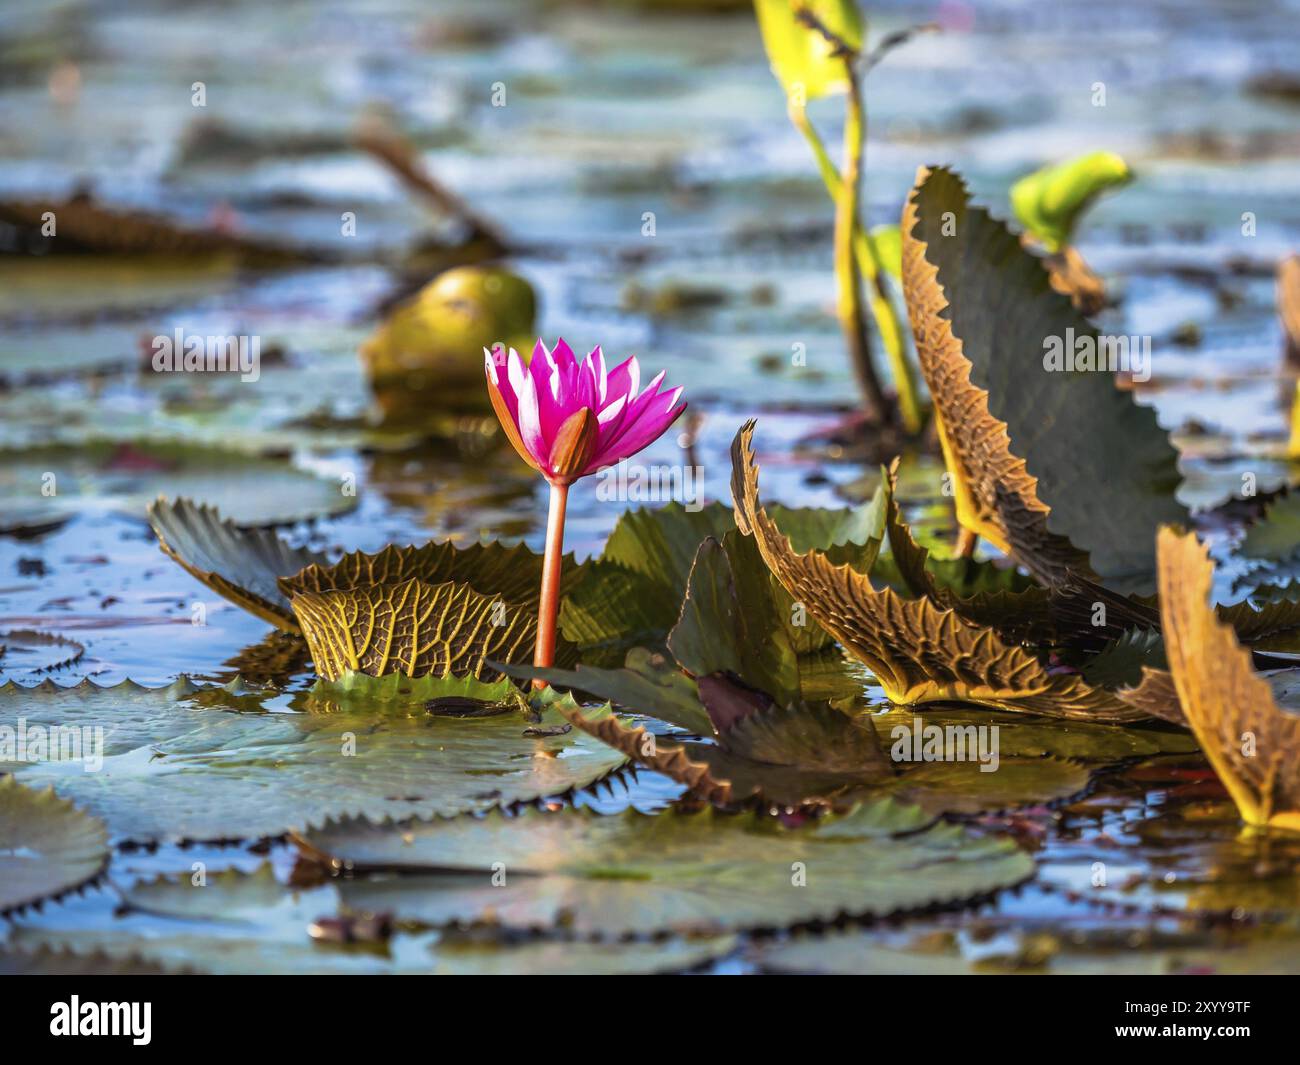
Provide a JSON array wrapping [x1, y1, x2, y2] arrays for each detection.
[[831, 74, 890, 424], [790, 97, 924, 434]]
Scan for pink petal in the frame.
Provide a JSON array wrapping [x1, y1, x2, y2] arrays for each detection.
[[528, 340, 568, 445], [515, 370, 549, 468], [590, 388, 685, 471], [604, 355, 640, 407]]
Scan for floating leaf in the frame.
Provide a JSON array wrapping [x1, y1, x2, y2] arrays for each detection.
[[0, 630, 85, 678], [901, 166, 1185, 593], [1080, 628, 1167, 689], [291, 577, 545, 682], [754, 0, 863, 102], [757, 921, 1300, 975], [1156, 528, 1300, 830], [558, 503, 735, 663], [880, 460, 1158, 648], [1117, 667, 1185, 724], [149, 498, 574, 637], [0, 196, 320, 264], [731, 422, 1144, 720], [0, 441, 355, 528], [306, 670, 522, 713], [297, 800, 1033, 936], [1240, 491, 1300, 566], [0, 677, 625, 843], [0, 778, 108, 914], [1010, 151, 1132, 253], [5, 866, 736, 975]]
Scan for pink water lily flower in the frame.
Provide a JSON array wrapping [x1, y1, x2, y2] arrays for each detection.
[[484, 338, 686, 486], [484, 338, 687, 683]]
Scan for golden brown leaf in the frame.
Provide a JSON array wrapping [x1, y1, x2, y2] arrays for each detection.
[[280, 539, 577, 611], [547, 698, 734, 805], [730, 421, 1143, 721], [901, 166, 1184, 594], [1157, 528, 1300, 830], [291, 578, 537, 682]]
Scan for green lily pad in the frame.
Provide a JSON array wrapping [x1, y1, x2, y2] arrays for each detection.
[[0, 677, 626, 843], [297, 800, 1034, 936], [1241, 492, 1300, 566], [148, 497, 330, 631], [0, 440, 354, 529], [148, 496, 580, 636], [904, 167, 1186, 594], [307, 671, 524, 713], [5, 865, 737, 975], [668, 535, 800, 704], [560, 499, 885, 664], [0, 778, 109, 914]]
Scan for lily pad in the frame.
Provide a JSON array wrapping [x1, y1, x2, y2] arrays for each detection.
[[4, 866, 737, 975], [148, 497, 578, 636], [731, 422, 1144, 720], [1156, 528, 1300, 829], [0, 630, 85, 678], [0, 778, 109, 914], [291, 577, 545, 682], [901, 166, 1185, 594], [0, 677, 626, 843], [668, 535, 800, 704], [0, 440, 354, 529], [149, 498, 329, 632], [756, 922, 1300, 975], [296, 800, 1034, 936]]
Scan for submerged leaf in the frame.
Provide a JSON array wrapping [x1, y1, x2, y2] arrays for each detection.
[[296, 800, 1033, 936], [1157, 528, 1300, 830], [731, 422, 1144, 720], [901, 165, 1185, 594], [0, 778, 108, 914]]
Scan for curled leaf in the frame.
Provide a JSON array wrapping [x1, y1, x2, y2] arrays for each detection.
[[149, 498, 327, 633], [731, 421, 1143, 721], [1157, 528, 1300, 830], [291, 578, 541, 682], [1009, 150, 1132, 253], [901, 165, 1185, 594]]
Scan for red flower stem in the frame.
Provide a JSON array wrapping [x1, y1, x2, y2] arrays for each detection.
[[532, 479, 569, 689]]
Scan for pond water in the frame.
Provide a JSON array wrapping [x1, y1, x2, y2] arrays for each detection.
[[2, 0, 1299, 973]]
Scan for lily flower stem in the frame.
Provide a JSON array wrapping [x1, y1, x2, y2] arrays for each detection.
[[532, 479, 569, 688]]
